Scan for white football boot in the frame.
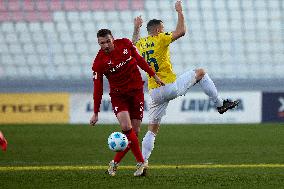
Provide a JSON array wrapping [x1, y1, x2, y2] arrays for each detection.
[[107, 160, 118, 176], [134, 161, 148, 176]]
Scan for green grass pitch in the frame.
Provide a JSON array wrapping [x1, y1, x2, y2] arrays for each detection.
[[0, 123, 284, 188]]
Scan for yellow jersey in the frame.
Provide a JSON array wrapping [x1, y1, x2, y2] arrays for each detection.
[[135, 32, 176, 90]]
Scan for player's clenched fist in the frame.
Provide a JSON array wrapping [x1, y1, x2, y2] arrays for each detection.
[[134, 15, 143, 29], [175, 0, 183, 12]]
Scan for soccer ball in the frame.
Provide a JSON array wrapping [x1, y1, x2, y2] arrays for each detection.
[[107, 132, 128, 152]]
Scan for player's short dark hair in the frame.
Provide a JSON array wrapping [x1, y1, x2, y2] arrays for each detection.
[[97, 29, 113, 38], [147, 19, 163, 33]]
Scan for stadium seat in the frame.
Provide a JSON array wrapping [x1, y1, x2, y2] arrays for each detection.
[[35, 0, 49, 11], [2, 54, 14, 65], [24, 44, 35, 54], [30, 66, 45, 78], [6, 33, 18, 43], [86, 33, 97, 43], [83, 22, 95, 32], [65, 54, 79, 64], [120, 11, 132, 21], [56, 22, 69, 32], [200, 0, 213, 10], [103, 0, 116, 11], [43, 23, 56, 33], [77, 0, 89, 11], [0, 43, 8, 54], [5, 65, 18, 78], [43, 65, 57, 79], [145, 0, 158, 10], [32, 33, 46, 43], [73, 32, 85, 43], [67, 11, 80, 22], [82, 64, 92, 78], [0, 0, 6, 11], [69, 65, 83, 79], [70, 22, 83, 32], [14, 54, 26, 65], [80, 11, 92, 22], [53, 11, 66, 22], [10, 44, 23, 54], [63, 43, 75, 54], [93, 11, 105, 22], [269, 0, 279, 8], [9, 11, 24, 21], [146, 11, 160, 21], [25, 11, 39, 22], [60, 33, 72, 43], [38, 11, 52, 22], [0, 11, 9, 22], [15, 23, 28, 32], [75, 43, 88, 54], [8, 0, 21, 11], [88, 0, 102, 10], [56, 65, 70, 79], [39, 55, 50, 65], [157, 1, 171, 10], [45, 33, 58, 44], [53, 55, 65, 65], [63, 0, 77, 11], [117, 0, 129, 11], [50, 0, 62, 11], [106, 11, 120, 22], [131, 0, 144, 10], [18, 66, 31, 77], [80, 54, 93, 65], [89, 44, 100, 54], [29, 23, 42, 32], [1, 22, 14, 33], [36, 44, 49, 55], [26, 54, 39, 65]]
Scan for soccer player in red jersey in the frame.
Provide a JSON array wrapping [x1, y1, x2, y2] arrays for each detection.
[[89, 29, 164, 176], [0, 131, 7, 152]]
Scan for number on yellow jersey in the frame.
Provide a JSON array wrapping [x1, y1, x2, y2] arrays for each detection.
[[142, 50, 159, 72], [136, 32, 177, 90]]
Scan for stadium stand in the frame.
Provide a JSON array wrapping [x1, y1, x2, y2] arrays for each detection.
[[0, 0, 283, 92]]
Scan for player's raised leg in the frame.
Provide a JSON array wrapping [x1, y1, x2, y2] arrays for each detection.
[[195, 68, 239, 113]]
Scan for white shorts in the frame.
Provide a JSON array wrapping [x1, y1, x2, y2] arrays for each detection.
[[148, 70, 196, 124]]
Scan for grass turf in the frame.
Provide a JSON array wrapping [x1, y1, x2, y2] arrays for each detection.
[[0, 124, 283, 188]]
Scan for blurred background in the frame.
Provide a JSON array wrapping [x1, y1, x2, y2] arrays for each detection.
[[0, 0, 283, 92], [0, 0, 283, 123]]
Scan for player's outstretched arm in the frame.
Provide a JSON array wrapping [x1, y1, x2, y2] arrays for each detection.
[[132, 15, 143, 44], [172, 0, 186, 41], [153, 74, 165, 86], [91, 65, 103, 126]]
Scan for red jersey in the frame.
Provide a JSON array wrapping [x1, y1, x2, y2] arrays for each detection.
[[92, 38, 155, 113]]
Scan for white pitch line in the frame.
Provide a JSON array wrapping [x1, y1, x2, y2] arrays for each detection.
[[0, 164, 284, 171]]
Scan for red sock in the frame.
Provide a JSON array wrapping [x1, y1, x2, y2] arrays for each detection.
[[113, 131, 140, 163], [113, 145, 130, 163], [124, 128, 144, 163]]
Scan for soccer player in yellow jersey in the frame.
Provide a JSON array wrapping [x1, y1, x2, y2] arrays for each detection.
[[132, 0, 239, 170]]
